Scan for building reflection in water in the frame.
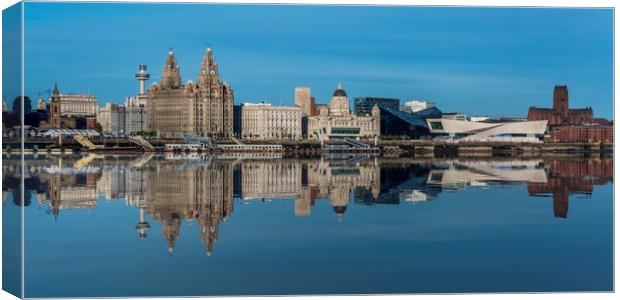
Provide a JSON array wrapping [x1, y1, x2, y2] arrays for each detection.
[[527, 158, 613, 218], [2, 154, 613, 255]]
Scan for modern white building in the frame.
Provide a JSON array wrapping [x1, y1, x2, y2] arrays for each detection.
[[469, 116, 490, 122], [401, 100, 436, 113], [441, 112, 467, 121], [426, 118, 547, 143], [241, 102, 302, 140], [426, 160, 548, 189]]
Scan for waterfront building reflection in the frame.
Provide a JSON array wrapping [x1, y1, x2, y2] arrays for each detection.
[[527, 158, 613, 218], [2, 154, 612, 256]]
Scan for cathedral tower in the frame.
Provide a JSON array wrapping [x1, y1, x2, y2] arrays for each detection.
[[553, 85, 569, 114]]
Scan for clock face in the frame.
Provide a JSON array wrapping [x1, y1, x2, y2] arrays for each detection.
[[210, 69, 215, 76], [202, 70, 206, 75]]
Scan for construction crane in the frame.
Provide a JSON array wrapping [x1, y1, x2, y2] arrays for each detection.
[[36, 88, 52, 100]]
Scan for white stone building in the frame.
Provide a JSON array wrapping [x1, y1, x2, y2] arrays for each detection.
[[307, 83, 380, 140], [52, 93, 98, 117], [241, 102, 302, 140]]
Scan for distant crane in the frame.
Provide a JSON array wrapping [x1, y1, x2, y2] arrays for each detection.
[[36, 88, 51, 100]]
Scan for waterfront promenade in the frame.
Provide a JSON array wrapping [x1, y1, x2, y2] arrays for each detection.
[[4, 136, 613, 156]]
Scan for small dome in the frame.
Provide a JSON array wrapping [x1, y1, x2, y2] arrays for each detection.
[[333, 205, 347, 214], [333, 89, 347, 97], [333, 82, 347, 97]]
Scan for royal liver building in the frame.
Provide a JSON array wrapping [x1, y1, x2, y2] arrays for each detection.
[[147, 48, 234, 138]]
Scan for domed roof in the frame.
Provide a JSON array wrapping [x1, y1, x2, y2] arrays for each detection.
[[333, 205, 347, 214], [333, 82, 347, 97]]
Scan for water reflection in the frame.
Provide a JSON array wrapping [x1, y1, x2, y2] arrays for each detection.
[[2, 154, 613, 256]]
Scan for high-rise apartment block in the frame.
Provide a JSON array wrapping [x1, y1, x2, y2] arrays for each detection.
[[295, 87, 316, 117], [98, 103, 126, 135], [98, 64, 149, 135]]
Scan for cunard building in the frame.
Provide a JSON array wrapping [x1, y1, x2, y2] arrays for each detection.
[[147, 48, 234, 138]]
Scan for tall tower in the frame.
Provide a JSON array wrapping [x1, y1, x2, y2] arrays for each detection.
[[295, 87, 314, 117], [197, 47, 234, 138], [135, 64, 150, 95], [552, 85, 569, 114], [135, 207, 150, 239], [160, 51, 181, 89], [49, 82, 62, 128]]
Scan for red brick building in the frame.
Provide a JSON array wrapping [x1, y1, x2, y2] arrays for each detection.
[[528, 85, 593, 126], [546, 125, 613, 143], [528, 85, 613, 143]]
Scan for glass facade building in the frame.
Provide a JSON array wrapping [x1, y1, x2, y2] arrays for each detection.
[[353, 97, 400, 116]]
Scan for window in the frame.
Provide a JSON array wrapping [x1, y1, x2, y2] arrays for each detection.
[[430, 122, 444, 130], [331, 127, 360, 134]]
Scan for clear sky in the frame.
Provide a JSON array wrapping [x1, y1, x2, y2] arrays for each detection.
[[17, 3, 614, 119]]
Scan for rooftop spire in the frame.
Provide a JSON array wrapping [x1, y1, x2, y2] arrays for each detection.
[[160, 51, 181, 89], [165, 51, 177, 68], [53, 82, 59, 95]]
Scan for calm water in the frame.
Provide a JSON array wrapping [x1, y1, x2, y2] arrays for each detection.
[[2, 153, 613, 297]]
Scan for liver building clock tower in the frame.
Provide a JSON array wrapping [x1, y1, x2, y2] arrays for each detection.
[[196, 47, 234, 138]]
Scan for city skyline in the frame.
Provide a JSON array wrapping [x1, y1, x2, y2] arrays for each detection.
[[14, 3, 613, 119]]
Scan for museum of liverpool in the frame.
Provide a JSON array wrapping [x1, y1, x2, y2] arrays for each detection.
[[425, 118, 548, 143]]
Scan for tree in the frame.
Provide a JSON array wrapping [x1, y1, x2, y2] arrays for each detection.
[[12, 95, 32, 115], [95, 123, 103, 133]]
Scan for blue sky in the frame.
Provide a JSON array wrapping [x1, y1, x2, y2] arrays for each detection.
[[16, 3, 614, 119]]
